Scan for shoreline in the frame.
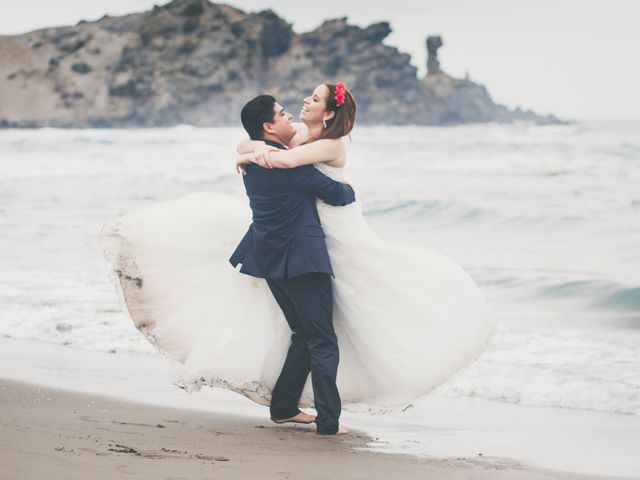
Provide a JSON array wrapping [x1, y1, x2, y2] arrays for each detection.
[[0, 336, 638, 479], [0, 377, 616, 480]]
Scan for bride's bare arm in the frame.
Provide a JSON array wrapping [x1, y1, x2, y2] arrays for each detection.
[[265, 139, 343, 169], [236, 139, 265, 154], [288, 123, 309, 148]]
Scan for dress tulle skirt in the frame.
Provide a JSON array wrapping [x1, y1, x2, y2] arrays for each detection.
[[102, 191, 495, 409]]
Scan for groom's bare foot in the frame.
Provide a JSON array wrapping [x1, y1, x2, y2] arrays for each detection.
[[271, 411, 316, 425]]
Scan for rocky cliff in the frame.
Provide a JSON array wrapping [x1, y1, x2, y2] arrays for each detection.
[[0, 0, 560, 128]]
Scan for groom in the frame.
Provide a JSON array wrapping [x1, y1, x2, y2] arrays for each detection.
[[230, 95, 355, 435]]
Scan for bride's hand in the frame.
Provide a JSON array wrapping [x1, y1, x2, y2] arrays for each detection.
[[235, 153, 252, 175], [253, 144, 279, 169], [235, 146, 279, 174]]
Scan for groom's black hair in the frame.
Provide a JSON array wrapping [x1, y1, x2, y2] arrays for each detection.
[[241, 94, 276, 140]]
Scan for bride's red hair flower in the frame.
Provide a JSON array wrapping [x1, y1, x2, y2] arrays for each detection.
[[335, 82, 347, 107]]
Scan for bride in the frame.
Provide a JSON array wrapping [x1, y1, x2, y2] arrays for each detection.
[[101, 82, 495, 413]]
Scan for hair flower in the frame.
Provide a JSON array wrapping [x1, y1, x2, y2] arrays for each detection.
[[335, 82, 347, 107]]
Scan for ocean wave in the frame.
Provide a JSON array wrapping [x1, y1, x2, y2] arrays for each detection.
[[535, 279, 640, 311], [364, 199, 493, 224], [437, 328, 640, 416], [621, 142, 640, 155], [599, 286, 640, 310], [0, 126, 244, 153], [363, 198, 590, 228]]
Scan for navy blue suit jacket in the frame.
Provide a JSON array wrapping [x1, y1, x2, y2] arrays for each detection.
[[229, 141, 355, 279]]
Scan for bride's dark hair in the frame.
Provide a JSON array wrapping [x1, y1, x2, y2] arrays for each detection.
[[317, 82, 356, 140]]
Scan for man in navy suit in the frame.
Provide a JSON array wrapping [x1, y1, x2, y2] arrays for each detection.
[[230, 95, 355, 435]]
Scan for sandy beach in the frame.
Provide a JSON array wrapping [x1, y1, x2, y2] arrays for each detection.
[[1, 337, 638, 479], [0, 376, 621, 480]]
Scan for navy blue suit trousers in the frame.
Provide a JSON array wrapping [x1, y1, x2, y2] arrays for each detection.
[[266, 273, 340, 434]]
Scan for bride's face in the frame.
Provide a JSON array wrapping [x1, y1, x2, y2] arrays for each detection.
[[300, 84, 334, 126]]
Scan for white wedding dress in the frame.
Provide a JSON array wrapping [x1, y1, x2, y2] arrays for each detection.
[[101, 163, 495, 409]]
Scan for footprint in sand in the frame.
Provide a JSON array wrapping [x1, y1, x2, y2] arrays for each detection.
[[110, 420, 166, 428], [107, 444, 230, 462], [78, 415, 98, 423]]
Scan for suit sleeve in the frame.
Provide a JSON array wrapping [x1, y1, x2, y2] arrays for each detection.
[[288, 165, 356, 206]]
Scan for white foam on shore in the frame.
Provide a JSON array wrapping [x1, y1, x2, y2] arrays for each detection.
[[1, 336, 638, 479]]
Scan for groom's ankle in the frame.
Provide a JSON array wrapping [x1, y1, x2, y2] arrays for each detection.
[[270, 407, 301, 420], [316, 425, 339, 435]]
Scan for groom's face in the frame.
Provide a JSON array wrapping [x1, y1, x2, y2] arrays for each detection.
[[263, 102, 296, 145]]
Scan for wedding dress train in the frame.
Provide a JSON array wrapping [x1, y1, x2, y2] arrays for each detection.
[[101, 163, 495, 408]]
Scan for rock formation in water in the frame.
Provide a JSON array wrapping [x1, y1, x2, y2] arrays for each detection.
[[0, 0, 561, 128], [426, 36, 443, 76]]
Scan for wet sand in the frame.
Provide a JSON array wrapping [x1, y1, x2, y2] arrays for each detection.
[[0, 377, 617, 480]]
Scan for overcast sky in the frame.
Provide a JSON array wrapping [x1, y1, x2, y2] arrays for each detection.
[[1, 0, 638, 120]]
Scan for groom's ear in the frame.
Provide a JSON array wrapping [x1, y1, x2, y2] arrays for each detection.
[[262, 121, 275, 135]]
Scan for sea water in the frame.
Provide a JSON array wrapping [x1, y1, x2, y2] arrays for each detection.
[[1, 120, 638, 416]]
